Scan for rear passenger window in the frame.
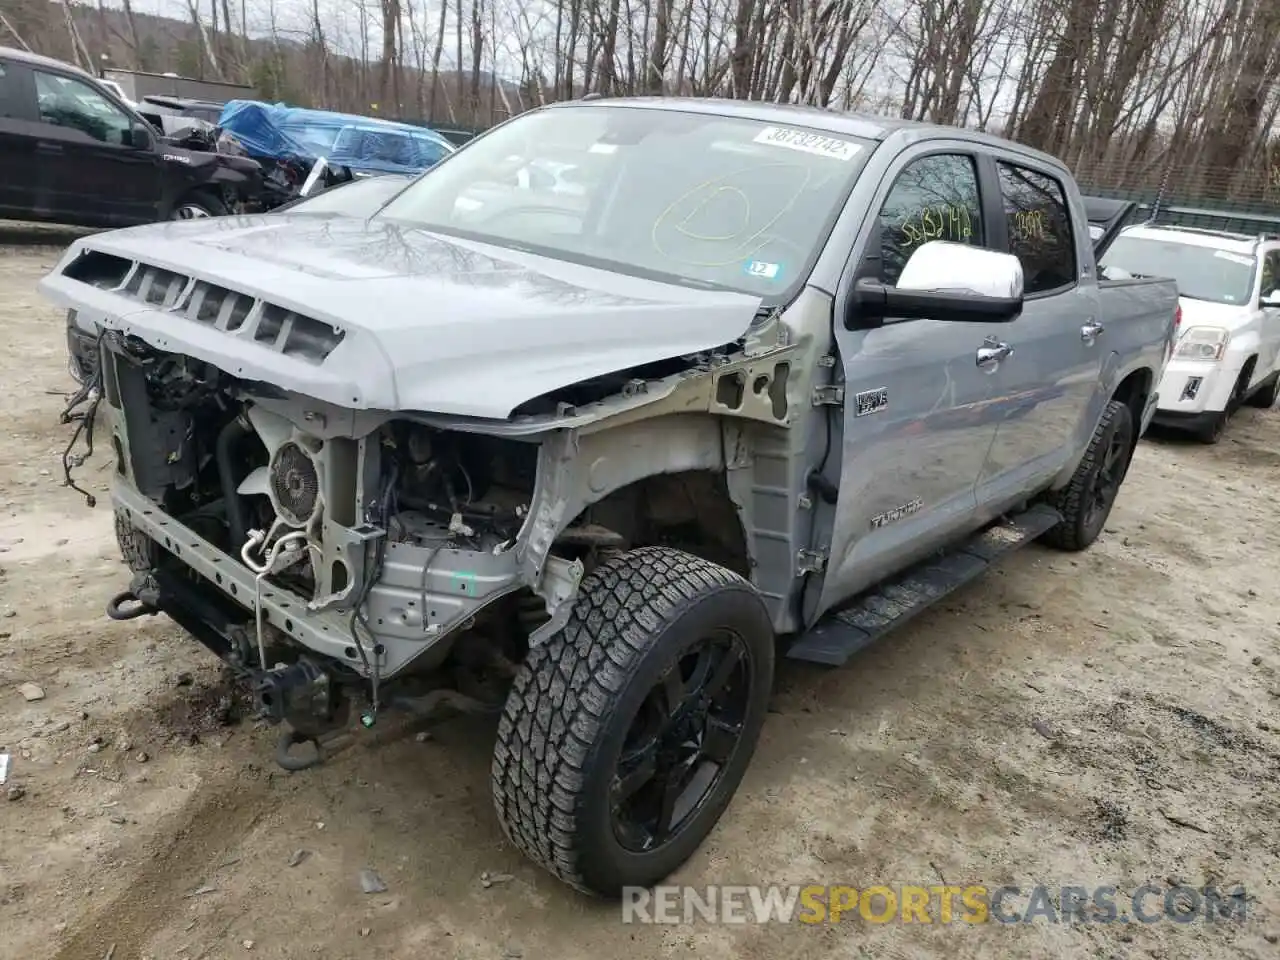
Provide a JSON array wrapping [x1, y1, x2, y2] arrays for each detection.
[[997, 162, 1075, 295], [875, 154, 984, 286]]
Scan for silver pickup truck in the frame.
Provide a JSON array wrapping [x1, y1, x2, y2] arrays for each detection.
[[41, 98, 1178, 899]]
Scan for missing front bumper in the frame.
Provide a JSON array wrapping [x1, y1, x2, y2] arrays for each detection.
[[110, 482, 527, 679]]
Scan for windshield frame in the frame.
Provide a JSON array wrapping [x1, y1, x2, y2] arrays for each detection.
[[369, 102, 876, 305], [1101, 233, 1259, 305]]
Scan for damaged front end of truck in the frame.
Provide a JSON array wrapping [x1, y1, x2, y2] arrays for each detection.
[[40, 217, 805, 772]]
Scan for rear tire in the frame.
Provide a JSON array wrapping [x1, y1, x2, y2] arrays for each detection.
[[490, 546, 774, 898], [1041, 399, 1135, 551]]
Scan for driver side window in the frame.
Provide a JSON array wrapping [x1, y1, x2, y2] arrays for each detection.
[[33, 70, 132, 146], [874, 154, 985, 286]]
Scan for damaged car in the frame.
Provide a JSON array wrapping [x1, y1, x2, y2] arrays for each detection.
[[43, 98, 1178, 898], [0, 46, 263, 228], [215, 100, 455, 209]]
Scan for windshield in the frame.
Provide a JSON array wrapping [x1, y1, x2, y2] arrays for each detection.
[[374, 105, 874, 297], [1101, 235, 1256, 304]]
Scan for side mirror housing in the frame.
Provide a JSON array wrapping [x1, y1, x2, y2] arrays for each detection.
[[129, 121, 155, 150], [1261, 290, 1280, 308], [846, 241, 1025, 329]]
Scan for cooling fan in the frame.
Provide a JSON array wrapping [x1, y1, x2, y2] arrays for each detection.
[[269, 440, 322, 527], [236, 407, 326, 531]]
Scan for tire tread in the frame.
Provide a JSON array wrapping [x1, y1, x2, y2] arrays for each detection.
[[1041, 399, 1132, 551], [490, 546, 757, 895]]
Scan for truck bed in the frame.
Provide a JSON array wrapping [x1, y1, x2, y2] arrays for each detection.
[[1096, 273, 1179, 410]]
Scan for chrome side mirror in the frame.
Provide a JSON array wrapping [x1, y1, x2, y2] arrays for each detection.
[[846, 241, 1025, 329], [897, 240, 1025, 299]]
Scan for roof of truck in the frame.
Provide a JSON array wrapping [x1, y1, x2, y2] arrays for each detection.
[[0, 45, 95, 79], [547, 96, 1069, 169]]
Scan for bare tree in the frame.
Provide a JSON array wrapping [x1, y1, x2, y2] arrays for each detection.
[[8, 0, 1275, 207]]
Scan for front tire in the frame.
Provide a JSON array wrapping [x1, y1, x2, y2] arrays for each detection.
[[491, 547, 775, 897], [1041, 399, 1135, 551], [1247, 372, 1279, 409], [1198, 364, 1254, 442], [1195, 411, 1228, 445]]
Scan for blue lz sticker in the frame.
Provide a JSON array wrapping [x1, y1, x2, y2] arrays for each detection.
[[744, 260, 782, 280]]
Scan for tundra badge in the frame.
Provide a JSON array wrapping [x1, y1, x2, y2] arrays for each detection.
[[870, 498, 923, 529]]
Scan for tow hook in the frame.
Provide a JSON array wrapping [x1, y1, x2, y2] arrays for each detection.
[[105, 573, 162, 621], [106, 591, 155, 621], [255, 658, 348, 772], [275, 727, 325, 772]]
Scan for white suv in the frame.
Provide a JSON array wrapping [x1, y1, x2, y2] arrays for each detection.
[[1101, 225, 1280, 443]]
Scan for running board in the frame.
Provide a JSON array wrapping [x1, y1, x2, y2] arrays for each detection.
[[786, 503, 1063, 667]]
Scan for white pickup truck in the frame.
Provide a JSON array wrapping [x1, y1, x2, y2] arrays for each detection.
[[1100, 224, 1280, 442]]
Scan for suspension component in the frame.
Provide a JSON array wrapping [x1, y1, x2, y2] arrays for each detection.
[[254, 657, 331, 725]]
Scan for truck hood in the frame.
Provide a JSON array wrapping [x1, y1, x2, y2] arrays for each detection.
[[39, 214, 763, 419], [1177, 297, 1250, 330]]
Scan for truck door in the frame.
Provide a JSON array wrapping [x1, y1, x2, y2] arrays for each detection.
[[815, 148, 1008, 614], [0, 59, 45, 219], [974, 158, 1105, 505], [30, 67, 161, 227]]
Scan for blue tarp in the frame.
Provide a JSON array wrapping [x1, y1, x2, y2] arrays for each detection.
[[217, 100, 455, 175]]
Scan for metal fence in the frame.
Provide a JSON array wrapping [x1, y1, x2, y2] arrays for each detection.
[[1074, 159, 1280, 235]]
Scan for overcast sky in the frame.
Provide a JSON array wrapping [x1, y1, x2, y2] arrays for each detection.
[[121, 0, 562, 78]]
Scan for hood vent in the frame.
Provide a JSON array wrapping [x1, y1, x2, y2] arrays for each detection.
[[62, 252, 345, 364], [125, 263, 188, 307]]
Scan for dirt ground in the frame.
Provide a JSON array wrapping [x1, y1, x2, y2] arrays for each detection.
[[1, 222, 1279, 960]]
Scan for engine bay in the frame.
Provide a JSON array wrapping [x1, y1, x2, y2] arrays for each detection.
[[98, 336, 538, 579], [71, 333, 555, 707]]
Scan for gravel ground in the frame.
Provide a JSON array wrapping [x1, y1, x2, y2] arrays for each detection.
[[1, 223, 1278, 960]]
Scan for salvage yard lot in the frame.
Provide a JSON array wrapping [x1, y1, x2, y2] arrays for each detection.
[[1, 223, 1278, 960]]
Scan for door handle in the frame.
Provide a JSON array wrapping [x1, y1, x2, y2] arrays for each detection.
[[976, 341, 1013, 367], [1081, 321, 1105, 342], [36, 142, 64, 154]]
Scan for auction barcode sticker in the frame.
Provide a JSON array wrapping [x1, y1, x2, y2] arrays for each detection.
[[752, 126, 861, 161]]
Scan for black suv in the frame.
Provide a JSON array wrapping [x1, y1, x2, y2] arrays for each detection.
[[0, 47, 263, 226]]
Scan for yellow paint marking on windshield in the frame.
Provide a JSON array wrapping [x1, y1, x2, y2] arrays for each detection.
[[675, 186, 751, 242], [650, 162, 814, 268]]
